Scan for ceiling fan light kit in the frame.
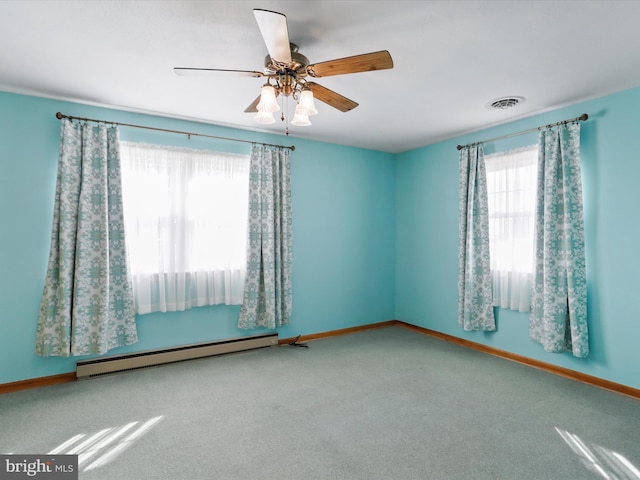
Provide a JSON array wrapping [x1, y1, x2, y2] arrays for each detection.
[[174, 8, 394, 135]]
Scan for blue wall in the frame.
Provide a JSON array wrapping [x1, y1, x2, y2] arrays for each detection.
[[396, 86, 640, 390], [3, 85, 640, 391], [0, 91, 396, 384]]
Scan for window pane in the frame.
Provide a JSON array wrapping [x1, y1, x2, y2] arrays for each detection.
[[120, 142, 250, 314], [485, 145, 538, 312]]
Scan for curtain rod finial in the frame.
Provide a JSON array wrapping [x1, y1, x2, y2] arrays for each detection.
[[56, 112, 63, 119], [457, 145, 463, 150]]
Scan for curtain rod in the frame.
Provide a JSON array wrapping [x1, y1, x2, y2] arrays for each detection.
[[55, 112, 295, 151], [456, 113, 588, 150]]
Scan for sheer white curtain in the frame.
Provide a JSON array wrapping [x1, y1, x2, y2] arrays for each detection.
[[120, 142, 250, 314], [485, 145, 538, 312]]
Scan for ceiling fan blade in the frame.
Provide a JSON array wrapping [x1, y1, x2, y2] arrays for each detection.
[[307, 50, 393, 78], [253, 9, 292, 64], [174, 67, 264, 77], [244, 95, 262, 113], [307, 82, 358, 112]]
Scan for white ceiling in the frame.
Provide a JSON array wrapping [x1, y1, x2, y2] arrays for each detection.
[[2, 0, 640, 153]]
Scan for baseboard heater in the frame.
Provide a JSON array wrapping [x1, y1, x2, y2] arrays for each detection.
[[76, 333, 279, 379]]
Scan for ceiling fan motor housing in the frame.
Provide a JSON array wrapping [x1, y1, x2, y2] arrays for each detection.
[[264, 46, 310, 97], [264, 49, 310, 76]]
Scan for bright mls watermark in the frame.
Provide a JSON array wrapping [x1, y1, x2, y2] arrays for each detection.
[[0, 455, 77, 479]]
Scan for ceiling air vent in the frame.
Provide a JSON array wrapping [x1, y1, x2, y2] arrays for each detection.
[[486, 96, 525, 110]]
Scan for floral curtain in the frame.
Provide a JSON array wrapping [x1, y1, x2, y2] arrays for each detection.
[[458, 144, 496, 331], [35, 119, 138, 356], [238, 144, 293, 330], [529, 123, 588, 357]]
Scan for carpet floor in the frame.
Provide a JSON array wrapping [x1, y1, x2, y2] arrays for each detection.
[[1, 326, 639, 479]]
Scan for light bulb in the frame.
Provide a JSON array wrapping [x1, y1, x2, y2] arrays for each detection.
[[291, 112, 311, 126], [256, 85, 279, 113], [297, 89, 318, 116], [254, 111, 275, 124]]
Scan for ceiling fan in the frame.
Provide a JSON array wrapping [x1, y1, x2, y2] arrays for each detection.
[[174, 8, 394, 133]]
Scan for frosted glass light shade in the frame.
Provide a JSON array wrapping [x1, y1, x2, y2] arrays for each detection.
[[297, 89, 318, 116], [256, 85, 279, 113], [254, 111, 275, 124], [291, 112, 311, 126]]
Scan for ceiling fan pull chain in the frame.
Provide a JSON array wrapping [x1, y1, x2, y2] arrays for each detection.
[[283, 95, 289, 135]]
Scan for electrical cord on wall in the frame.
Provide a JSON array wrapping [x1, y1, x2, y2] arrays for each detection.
[[288, 335, 308, 348]]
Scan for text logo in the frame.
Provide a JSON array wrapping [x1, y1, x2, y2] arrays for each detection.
[[0, 456, 77, 479]]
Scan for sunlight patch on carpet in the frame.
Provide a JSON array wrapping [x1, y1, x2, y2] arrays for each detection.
[[47, 415, 164, 472], [555, 427, 640, 480]]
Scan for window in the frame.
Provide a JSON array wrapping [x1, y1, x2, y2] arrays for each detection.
[[120, 142, 250, 314], [485, 145, 538, 312]]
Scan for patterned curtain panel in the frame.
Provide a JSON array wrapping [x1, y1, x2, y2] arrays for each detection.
[[238, 144, 293, 330], [458, 145, 496, 331], [35, 119, 138, 356], [530, 123, 588, 357]]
